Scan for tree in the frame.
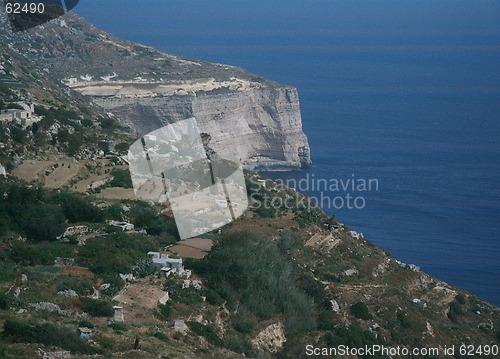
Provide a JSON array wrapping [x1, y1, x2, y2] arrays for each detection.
[[17, 205, 66, 241], [109, 168, 132, 188], [57, 193, 103, 223], [351, 301, 372, 320], [80, 298, 114, 317]]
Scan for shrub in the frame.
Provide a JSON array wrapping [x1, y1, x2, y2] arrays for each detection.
[[108, 322, 128, 332], [255, 206, 276, 218], [16, 205, 66, 241], [294, 208, 323, 227], [153, 332, 169, 341], [222, 333, 257, 357], [80, 298, 114, 317], [164, 280, 204, 305], [317, 310, 337, 330], [351, 301, 373, 320], [191, 231, 316, 334], [455, 294, 466, 305], [56, 193, 104, 223], [57, 276, 93, 296], [397, 311, 412, 329], [77, 320, 94, 329], [231, 307, 257, 334], [205, 289, 224, 306], [186, 322, 221, 346], [449, 300, 464, 315], [156, 303, 172, 320], [323, 324, 383, 357], [0, 293, 11, 310], [3, 320, 98, 354], [9, 242, 59, 266], [109, 168, 132, 188]]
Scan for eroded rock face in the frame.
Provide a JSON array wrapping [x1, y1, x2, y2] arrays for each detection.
[[82, 83, 311, 171], [252, 322, 286, 353]]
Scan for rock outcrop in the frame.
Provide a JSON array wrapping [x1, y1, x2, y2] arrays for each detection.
[[81, 82, 311, 170]]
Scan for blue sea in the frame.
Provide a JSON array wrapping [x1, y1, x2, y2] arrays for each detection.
[[74, 0, 500, 306]]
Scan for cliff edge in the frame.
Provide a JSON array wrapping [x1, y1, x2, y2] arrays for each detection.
[[0, 10, 311, 170]]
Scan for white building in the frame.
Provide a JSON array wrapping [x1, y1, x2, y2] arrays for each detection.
[[0, 103, 41, 127], [108, 220, 135, 232], [148, 251, 185, 276]]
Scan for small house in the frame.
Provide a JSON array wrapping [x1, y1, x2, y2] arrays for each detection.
[[148, 251, 185, 276]]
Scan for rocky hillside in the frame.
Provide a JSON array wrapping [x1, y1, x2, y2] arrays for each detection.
[[0, 171, 498, 359], [0, 9, 311, 170]]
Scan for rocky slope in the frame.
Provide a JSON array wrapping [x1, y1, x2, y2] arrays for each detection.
[[0, 10, 311, 170]]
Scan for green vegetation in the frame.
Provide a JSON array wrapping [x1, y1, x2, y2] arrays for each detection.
[[108, 322, 128, 333], [109, 168, 132, 188], [80, 298, 114, 317], [186, 322, 222, 346], [2, 320, 100, 354], [322, 324, 386, 359], [397, 311, 412, 329], [56, 275, 93, 296], [6, 241, 76, 266], [156, 303, 173, 320], [54, 192, 104, 223], [191, 231, 316, 335], [0, 293, 11, 310], [293, 208, 324, 227], [163, 279, 204, 305], [448, 298, 465, 323], [351, 301, 373, 320]]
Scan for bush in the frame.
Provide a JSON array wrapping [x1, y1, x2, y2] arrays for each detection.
[[109, 168, 132, 188], [317, 310, 337, 330], [455, 294, 466, 305], [255, 206, 276, 218], [108, 322, 128, 332], [294, 208, 323, 227], [222, 333, 257, 357], [77, 320, 94, 329], [351, 301, 373, 320], [80, 298, 114, 317], [153, 332, 169, 341], [231, 307, 257, 334], [205, 289, 224, 306], [449, 300, 464, 315], [397, 311, 412, 329], [3, 320, 99, 354], [186, 322, 221, 346], [0, 293, 11, 310], [57, 276, 93, 296], [146, 216, 179, 238], [191, 231, 316, 334], [9, 242, 64, 266], [16, 205, 66, 241], [56, 192, 104, 223], [156, 303, 172, 320], [323, 324, 384, 357], [164, 280, 204, 305]]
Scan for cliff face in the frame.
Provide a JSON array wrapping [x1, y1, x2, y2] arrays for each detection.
[[0, 10, 311, 170], [85, 85, 311, 170]]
